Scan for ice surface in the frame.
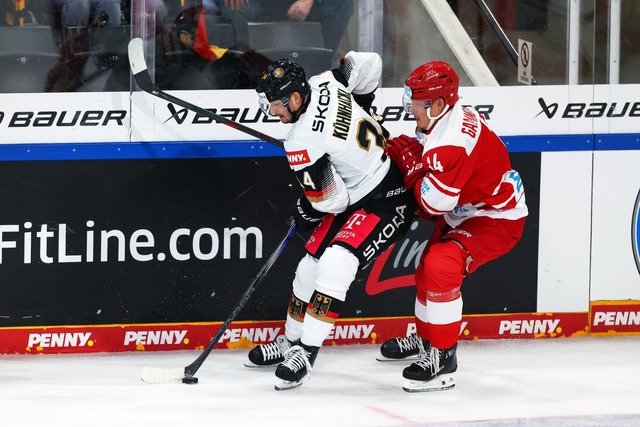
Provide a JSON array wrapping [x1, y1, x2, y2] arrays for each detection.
[[1, 336, 639, 426]]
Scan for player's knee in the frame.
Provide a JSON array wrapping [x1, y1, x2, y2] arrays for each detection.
[[292, 253, 319, 302], [421, 241, 467, 301], [315, 245, 359, 301]]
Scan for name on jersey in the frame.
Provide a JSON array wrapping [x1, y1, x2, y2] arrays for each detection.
[[286, 149, 311, 165], [461, 107, 479, 139], [332, 88, 352, 140]]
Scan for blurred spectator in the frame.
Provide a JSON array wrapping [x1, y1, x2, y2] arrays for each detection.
[[155, 4, 242, 90], [51, 0, 122, 28], [218, 0, 354, 54], [46, 0, 123, 91]]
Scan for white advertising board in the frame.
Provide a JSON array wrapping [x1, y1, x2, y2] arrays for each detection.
[[536, 152, 593, 312], [129, 84, 640, 143], [591, 151, 640, 300], [1, 84, 639, 144], [0, 92, 131, 144]]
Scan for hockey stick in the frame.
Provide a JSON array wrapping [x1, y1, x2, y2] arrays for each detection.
[[140, 223, 297, 384], [127, 38, 283, 148]]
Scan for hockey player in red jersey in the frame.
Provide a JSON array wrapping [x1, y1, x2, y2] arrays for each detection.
[[248, 53, 416, 390], [381, 61, 528, 392]]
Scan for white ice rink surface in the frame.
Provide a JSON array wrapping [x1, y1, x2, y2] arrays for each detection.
[[2, 336, 640, 427]]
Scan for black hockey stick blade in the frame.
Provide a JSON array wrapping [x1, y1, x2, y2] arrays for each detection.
[[140, 223, 297, 384], [127, 38, 284, 148]]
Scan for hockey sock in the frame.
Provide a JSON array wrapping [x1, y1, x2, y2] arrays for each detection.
[[284, 293, 307, 340], [301, 290, 343, 347]]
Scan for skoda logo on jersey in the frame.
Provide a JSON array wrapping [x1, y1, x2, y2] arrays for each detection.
[[633, 189, 640, 276]]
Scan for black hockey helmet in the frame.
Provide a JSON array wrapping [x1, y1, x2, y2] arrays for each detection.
[[256, 58, 310, 105]]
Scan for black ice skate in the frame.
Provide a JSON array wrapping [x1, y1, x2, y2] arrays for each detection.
[[377, 333, 430, 362], [245, 335, 296, 368], [274, 343, 319, 391], [402, 343, 457, 392]]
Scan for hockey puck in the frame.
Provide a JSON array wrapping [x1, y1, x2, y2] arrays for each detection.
[[182, 377, 198, 384]]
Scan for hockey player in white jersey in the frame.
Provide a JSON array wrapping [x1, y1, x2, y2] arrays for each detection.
[[381, 61, 528, 392], [248, 53, 416, 390]]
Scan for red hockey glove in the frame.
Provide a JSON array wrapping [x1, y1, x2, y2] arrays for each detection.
[[385, 134, 426, 190]]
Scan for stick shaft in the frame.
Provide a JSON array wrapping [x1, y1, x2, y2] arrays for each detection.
[[184, 223, 297, 377]]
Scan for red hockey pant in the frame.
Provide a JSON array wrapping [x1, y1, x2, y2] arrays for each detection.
[[415, 215, 525, 349]]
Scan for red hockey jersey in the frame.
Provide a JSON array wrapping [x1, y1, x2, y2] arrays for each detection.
[[416, 104, 528, 227]]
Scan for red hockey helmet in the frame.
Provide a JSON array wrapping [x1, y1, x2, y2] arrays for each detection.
[[404, 61, 459, 108]]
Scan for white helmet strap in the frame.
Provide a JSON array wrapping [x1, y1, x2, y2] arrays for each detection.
[[425, 104, 451, 131]]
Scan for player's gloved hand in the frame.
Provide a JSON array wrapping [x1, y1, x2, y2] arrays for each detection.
[[385, 134, 426, 190], [290, 197, 325, 232]]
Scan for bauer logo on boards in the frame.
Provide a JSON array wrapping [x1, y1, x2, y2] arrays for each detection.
[[535, 98, 640, 119], [0, 110, 127, 128]]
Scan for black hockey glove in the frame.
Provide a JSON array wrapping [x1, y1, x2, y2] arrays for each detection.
[[331, 57, 351, 87], [290, 197, 325, 232]]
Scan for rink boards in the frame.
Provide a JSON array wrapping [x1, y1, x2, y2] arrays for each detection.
[[0, 84, 638, 354]]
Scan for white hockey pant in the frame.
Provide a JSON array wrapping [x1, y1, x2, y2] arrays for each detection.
[[285, 245, 359, 346]]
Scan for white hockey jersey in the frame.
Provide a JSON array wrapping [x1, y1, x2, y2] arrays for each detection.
[[284, 51, 390, 214], [416, 104, 528, 227]]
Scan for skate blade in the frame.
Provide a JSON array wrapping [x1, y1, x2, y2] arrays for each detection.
[[244, 360, 279, 369], [402, 374, 455, 392], [274, 377, 305, 391], [375, 354, 420, 362]]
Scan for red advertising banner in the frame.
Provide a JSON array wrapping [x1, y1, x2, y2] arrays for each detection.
[[0, 311, 589, 355], [590, 300, 640, 334]]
